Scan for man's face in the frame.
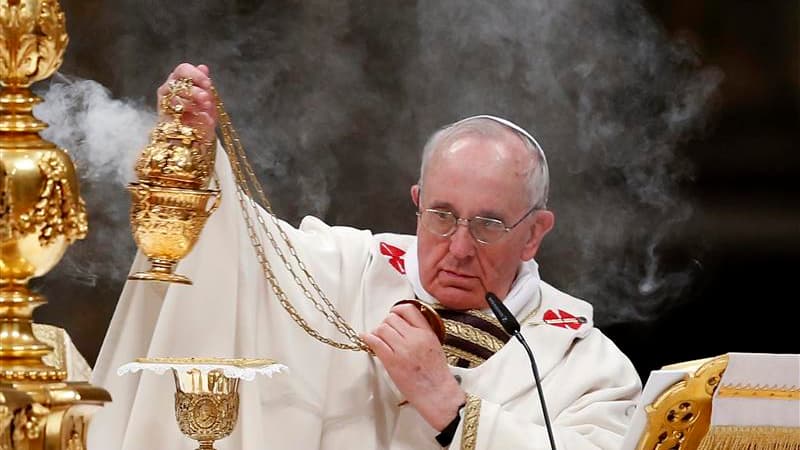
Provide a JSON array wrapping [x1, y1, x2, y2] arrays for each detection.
[[412, 135, 553, 310]]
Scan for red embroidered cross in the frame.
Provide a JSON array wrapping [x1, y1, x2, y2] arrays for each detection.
[[379, 242, 406, 274], [542, 309, 585, 330]]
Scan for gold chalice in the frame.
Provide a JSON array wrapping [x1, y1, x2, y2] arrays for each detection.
[[127, 182, 220, 285], [118, 357, 287, 450], [173, 369, 239, 450]]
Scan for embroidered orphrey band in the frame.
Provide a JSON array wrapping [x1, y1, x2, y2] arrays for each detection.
[[434, 307, 511, 368], [460, 393, 481, 450]]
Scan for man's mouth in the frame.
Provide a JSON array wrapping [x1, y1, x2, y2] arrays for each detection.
[[439, 269, 476, 280]]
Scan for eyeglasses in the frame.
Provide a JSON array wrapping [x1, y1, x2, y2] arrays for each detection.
[[416, 206, 538, 244]]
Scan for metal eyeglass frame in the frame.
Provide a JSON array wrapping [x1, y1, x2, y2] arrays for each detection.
[[416, 205, 539, 245]]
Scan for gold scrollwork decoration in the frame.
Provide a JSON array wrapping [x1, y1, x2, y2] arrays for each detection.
[[0, 0, 69, 88], [64, 430, 83, 450], [134, 77, 214, 190], [0, 405, 12, 450], [460, 393, 481, 450], [134, 120, 213, 189], [174, 391, 239, 442], [15, 153, 87, 246], [0, 162, 10, 242], [636, 355, 729, 450], [12, 403, 50, 448], [64, 416, 85, 450]]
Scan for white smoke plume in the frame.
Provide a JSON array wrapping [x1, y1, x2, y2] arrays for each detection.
[[30, 0, 721, 354]]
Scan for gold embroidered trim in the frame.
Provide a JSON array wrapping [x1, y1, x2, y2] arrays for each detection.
[[698, 425, 800, 450], [460, 393, 481, 450], [442, 320, 506, 353], [432, 304, 504, 330], [717, 384, 800, 400], [443, 345, 485, 367], [466, 309, 504, 328]]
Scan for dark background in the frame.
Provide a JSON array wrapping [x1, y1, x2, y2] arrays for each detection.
[[606, 0, 799, 375], [26, 0, 799, 381]]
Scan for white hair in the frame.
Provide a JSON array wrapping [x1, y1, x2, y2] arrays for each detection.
[[418, 115, 550, 208]]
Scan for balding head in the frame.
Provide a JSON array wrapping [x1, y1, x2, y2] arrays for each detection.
[[418, 116, 549, 209], [410, 116, 555, 309]]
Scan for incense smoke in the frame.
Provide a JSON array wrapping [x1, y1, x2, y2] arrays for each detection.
[[31, 0, 721, 361]]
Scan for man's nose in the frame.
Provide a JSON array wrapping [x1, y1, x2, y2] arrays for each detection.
[[448, 221, 476, 258]]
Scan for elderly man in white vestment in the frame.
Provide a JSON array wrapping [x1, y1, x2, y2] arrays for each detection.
[[88, 63, 642, 450]]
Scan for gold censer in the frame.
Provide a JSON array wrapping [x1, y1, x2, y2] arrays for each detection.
[[128, 78, 220, 285], [0, 0, 110, 448]]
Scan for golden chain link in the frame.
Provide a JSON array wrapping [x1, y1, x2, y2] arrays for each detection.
[[211, 87, 372, 354]]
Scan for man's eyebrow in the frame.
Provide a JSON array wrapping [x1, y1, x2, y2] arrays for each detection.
[[426, 200, 454, 211], [426, 201, 506, 221], [475, 209, 506, 221]]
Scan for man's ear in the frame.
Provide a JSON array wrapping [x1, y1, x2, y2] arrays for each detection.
[[411, 184, 421, 207], [521, 210, 555, 261]]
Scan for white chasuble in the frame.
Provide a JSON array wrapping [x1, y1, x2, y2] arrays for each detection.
[[88, 149, 641, 450]]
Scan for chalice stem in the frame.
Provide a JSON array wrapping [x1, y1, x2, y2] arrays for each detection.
[[197, 441, 216, 450]]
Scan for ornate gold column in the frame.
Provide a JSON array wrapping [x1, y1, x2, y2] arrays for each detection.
[[0, 0, 110, 448]]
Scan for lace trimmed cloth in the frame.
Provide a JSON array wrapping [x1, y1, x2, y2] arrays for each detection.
[[117, 357, 288, 381]]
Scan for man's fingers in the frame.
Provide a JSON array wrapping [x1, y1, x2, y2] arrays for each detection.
[[157, 64, 212, 98], [384, 312, 412, 337], [187, 86, 212, 104], [164, 86, 212, 107], [179, 112, 216, 140], [374, 323, 403, 350], [361, 333, 392, 359], [171, 62, 212, 89], [192, 112, 216, 131], [391, 304, 430, 330]]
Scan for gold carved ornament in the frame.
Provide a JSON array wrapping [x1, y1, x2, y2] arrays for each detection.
[[135, 77, 214, 189], [11, 403, 50, 450], [0, 162, 9, 241], [212, 87, 371, 354], [14, 154, 88, 246], [636, 355, 729, 450], [0, 405, 10, 450], [0, 0, 69, 88], [174, 391, 239, 447]]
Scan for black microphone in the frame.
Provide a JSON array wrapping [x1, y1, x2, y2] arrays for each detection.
[[486, 292, 557, 450]]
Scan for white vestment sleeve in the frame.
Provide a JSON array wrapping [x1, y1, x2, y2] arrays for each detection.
[[451, 330, 641, 450], [88, 146, 379, 450]]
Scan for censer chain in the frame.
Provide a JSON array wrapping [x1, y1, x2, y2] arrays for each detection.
[[211, 87, 371, 354]]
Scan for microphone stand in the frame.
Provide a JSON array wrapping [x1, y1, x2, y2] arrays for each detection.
[[486, 292, 557, 450]]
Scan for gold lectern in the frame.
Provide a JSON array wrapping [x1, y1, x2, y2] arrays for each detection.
[[0, 0, 110, 448]]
